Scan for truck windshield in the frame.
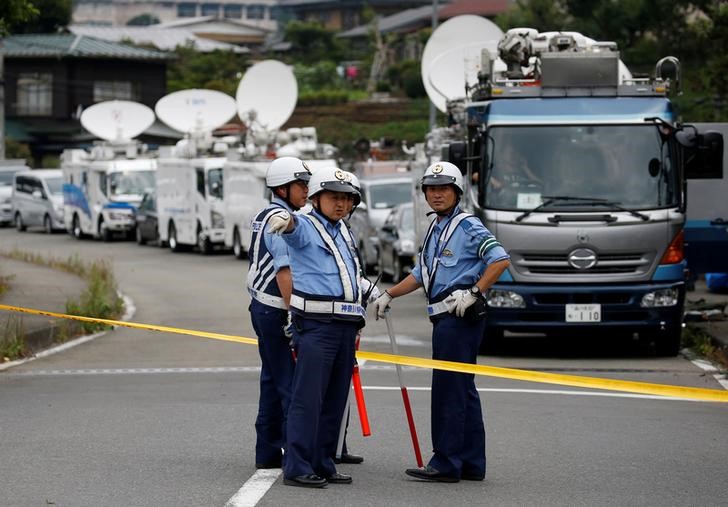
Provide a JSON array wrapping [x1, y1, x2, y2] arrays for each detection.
[[208, 168, 223, 199], [368, 182, 412, 209], [484, 124, 677, 211], [109, 170, 155, 197]]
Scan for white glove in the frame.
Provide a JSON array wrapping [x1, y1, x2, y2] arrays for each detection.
[[267, 211, 292, 234], [371, 291, 393, 320], [359, 278, 381, 304], [444, 289, 479, 317], [283, 312, 293, 339]]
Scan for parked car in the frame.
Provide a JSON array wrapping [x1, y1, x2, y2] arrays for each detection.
[[377, 203, 416, 283], [348, 173, 414, 273], [11, 169, 65, 233], [0, 160, 30, 226], [134, 191, 159, 245]]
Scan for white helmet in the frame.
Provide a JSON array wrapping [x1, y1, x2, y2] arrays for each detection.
[[266, 156, 312, 189], [344, 171, 361, 206], [308, 166, 360, 200], [421, 161, 464, 193]]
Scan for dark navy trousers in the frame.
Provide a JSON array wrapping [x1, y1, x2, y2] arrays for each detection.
[[428, 314, 487, 479], [250, 300, 295, 465], [284, 317, 357, 479]]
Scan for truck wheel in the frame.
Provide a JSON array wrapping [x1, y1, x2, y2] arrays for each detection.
[[72, 214, 84, 239], [653, 326, 682, 357], [44, 214, 53, 234], [15, 212, 26, 232], [378, 255, 391, 282], [392, 254, 402, 284], [99, 220, 112, 242], [197, 225, 212, 255], [233, 228, 245, 260], [168, 222, 182, 252], [136, 225, 146, 245]]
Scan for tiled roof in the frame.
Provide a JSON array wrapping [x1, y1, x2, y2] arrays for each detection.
[[439, 0, 509, 18], [68, 25, 249, 53], [1, 34, 171, 60], [338, 5, 435, 38]]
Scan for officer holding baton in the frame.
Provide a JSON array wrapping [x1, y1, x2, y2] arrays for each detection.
[[247, 156, 311, 469], [372, 161, 510, 483], [268, 167, 367, 488]]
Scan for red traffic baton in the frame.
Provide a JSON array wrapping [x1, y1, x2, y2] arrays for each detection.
[[352, 361, 371, 436], [384, 311, 423, 467]]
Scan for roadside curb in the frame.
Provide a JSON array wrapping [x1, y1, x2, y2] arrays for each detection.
[[0, 292, 135, 372]]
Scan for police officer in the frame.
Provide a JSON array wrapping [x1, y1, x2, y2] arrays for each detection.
[[268, 167, 366, 488], [372, 161, 510, 483], [247, 156, 311, 469]]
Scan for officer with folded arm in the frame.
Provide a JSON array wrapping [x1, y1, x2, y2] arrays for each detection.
[[372, 161, 510, 483], [268, 167, 375, 488], [247, 156, 311, 470]]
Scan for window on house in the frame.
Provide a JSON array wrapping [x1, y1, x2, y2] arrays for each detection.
[[93, 81, 139, 102], [224, 4, 242, 18], [16, 73, 53, 116], [246, 4, 265, 20], [177, 2, 197, 17], [201, 3, 220, 17]]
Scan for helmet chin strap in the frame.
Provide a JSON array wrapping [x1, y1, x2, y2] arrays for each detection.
[[312, 200, 340, 225]]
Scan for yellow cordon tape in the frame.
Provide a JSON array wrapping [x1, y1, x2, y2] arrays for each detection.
[[2, 303, 727, 403]]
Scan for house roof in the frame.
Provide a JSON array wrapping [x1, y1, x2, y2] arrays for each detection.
[[1, 34, 171, 60], [157, 16, 272, 35], [68, 25, 249, 53], [338, 5, 435, 38], [439, 0, 509, 19]]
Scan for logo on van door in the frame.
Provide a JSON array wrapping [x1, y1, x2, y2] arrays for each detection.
[[567, 248, 597, 270]]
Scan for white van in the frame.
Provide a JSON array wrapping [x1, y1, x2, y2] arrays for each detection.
[[156, 155, 226, 254], [11, 169, 65, 233], [0, 160, 30, 226]]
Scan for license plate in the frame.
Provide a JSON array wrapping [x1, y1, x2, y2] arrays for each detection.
[[565, 304, 601, 322]]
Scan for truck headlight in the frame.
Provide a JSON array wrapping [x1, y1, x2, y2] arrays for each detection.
[[487, 290, 525, 308], [640, 288, 679, 307], [211, 210, 224, 229]]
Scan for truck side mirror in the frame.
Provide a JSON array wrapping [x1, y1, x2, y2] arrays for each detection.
[[445, 142, 467, 174], [678, 126, 724, 179]]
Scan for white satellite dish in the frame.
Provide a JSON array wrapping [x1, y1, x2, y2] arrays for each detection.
[[421, 15, 504, 112], [80, 100, 155, 143], [236, 60, 297, 131], [155, 89, 236, 135]]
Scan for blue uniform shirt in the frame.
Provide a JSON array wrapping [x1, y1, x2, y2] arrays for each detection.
[[263, 197, 292, 273], [412, 205, 510, 300], [281, 208, 359, 299]]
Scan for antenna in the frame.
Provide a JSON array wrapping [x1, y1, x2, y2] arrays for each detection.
[[236, 60, 297, 132], [421, 15, 503, 112], [155, 89, 236, 136], [80, 100, 155, 143]]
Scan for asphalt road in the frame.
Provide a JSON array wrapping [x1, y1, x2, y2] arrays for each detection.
[[1, 227, 727, 507]]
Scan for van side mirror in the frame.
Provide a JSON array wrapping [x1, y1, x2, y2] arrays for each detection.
[[357, 201, 368, 212], [677, 126, 724, 179], [32, 189, 44, 199]]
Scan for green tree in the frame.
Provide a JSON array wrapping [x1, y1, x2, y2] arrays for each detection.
[[167, 45, 250, 97], [0, 0, 39, 35], [284, 20, 343, 64], [8, 0, 71, 33]]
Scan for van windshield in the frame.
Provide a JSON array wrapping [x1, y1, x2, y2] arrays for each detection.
[[368, 182, 412, 209], [46, 177, 63, 196], [109, 170, 155, 197], [484, 124, 678, 211], [0, 172, 16, 186]]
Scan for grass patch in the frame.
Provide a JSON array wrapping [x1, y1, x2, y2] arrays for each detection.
[[683, 325, 728, 369], [0, 250, 124, 361]]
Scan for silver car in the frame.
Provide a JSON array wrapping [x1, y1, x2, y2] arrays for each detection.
[[377, 203, 416, 283]]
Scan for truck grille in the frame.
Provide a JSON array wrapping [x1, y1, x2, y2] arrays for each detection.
[[517, 252, 650, 275]]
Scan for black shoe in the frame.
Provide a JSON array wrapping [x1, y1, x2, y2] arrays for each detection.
[[255, 460, 282, 469], [334, 453, 364, 464], [461, 473, 485, 481], [405, 465, 459, 483], [325, 472, 353, 484], [283, 474, 328, 488]]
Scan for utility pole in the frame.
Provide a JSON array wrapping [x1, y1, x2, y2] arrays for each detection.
[[428, 0, 439, 131], [1, 40, 5, 159]]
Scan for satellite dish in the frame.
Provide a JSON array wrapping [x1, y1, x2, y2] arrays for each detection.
[[421, 15, 504, 112], [236, 60, 297, 131], [80, 100, 155, 143], [155, 89, 236, 135]]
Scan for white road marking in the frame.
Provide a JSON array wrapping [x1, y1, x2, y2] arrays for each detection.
[[224, 469, 281, 507], [689, 357, 728, 390], [8, 366, 262, 376], [359, 334, 425, 346]]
